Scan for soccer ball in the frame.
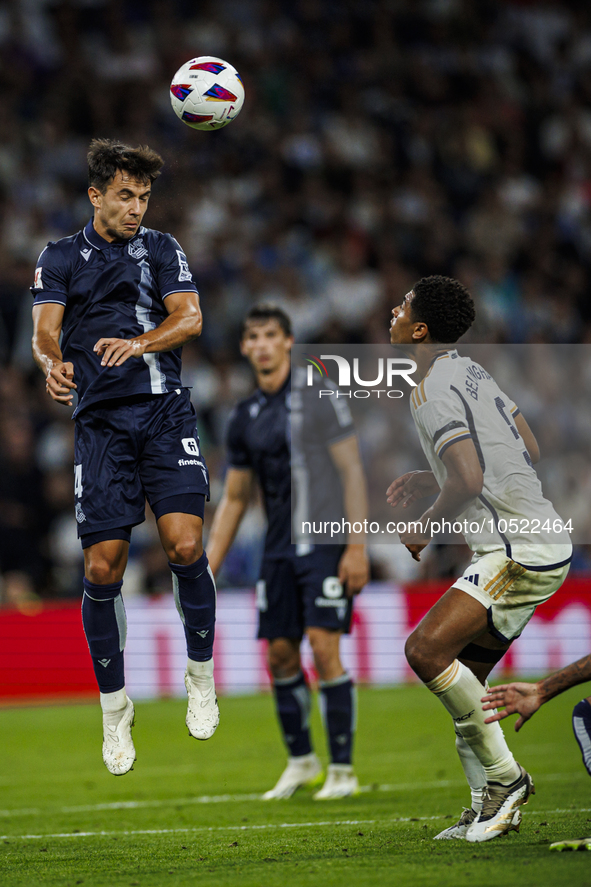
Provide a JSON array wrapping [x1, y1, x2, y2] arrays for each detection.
[[170, 56, 245, 131]]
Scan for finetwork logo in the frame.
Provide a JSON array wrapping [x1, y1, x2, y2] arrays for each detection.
[[304, 353, 417, 399]]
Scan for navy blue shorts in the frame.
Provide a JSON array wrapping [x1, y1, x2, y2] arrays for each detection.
[[256, 545, 352, 640], [74, 390, 209, 541]]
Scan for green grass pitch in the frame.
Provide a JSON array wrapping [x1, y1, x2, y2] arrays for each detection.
[[1, 684, 589, 887]]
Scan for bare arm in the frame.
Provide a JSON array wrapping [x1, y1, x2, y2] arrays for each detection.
[[328, 435, 370, 596], [386, 470, 440, 508], [94, 291, 203, 368], [32, 303, 77, 406], [514, 412, 540, 464], [400, 438, 483, 562], [206, 468, 254, 577], [482, 653, 591, 731]]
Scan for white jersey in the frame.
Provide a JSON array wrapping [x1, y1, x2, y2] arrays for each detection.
[[410, 350, 572, 570]]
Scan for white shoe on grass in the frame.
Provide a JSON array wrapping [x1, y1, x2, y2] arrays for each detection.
[[434, 807, 477, 839], [185, 661, 220, 741], [433, 807, 521, 840], [102, 696, 135, 776], [466, 764, 534, 843], [262, 753, 323, 799], [313, 764, 359, 800]]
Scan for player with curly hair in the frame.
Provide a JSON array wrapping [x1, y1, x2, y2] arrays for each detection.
[[386, 276, 572, 842]]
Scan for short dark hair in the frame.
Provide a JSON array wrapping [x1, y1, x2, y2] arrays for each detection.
[[88, 138, 164, 193], [240, 303, 293, 338], [410, 275, 475, 343]]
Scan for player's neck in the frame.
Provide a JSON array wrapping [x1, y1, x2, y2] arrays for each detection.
[[256, 359, 290, 394], [412, 345, 451, 380]]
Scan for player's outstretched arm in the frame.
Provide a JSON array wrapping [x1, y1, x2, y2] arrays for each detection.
[[32, 303, 77, 406], [328, 435, 370, 597], [483, 653, 591, 731], [94, 291, 202, 367], [207, 468, 254, 577]]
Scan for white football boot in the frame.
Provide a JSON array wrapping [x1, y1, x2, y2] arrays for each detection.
[[466, 764, 534, 843], [313, 764, 359, 800], [102, 696, 136, 776], [262, 753, 323, 800], [185, 659, 220, 741], [433, 806, 522, 840], [434, 807, 478, 840]]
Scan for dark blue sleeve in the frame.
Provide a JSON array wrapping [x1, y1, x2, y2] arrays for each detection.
[[226, 407, 252, 469], [30, 243, 70, 306], [154, 233, 199, 300]]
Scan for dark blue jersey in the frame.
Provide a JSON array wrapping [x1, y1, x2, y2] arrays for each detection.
[[226, 368, 355, 559], [31, 220, 198, 416]]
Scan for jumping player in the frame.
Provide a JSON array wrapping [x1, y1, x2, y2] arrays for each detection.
[[386, 276, 572, 842], [31, 139, 219, 775], [207, 304, 369, 799]]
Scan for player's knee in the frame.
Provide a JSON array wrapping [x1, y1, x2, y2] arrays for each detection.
[[404, 631, 430, 676], [308, 631, 340, 681], [167, 538, 203, 566], [268, 641, 300, 679], [85, 557, 124, 586]]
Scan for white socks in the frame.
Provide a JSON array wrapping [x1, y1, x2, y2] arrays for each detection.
[[455, 734, 486, 812], [427, 660, 520, 786]]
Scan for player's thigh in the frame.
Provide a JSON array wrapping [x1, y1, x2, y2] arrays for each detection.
[[139, 390, 210, 510], [297, 546, 353, 636], [74, 405, 145, 536], [256, 558, 303, 642], [407, 586, 490, 662]]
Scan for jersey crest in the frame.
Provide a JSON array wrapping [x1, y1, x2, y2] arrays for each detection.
[[128, 238, 148, 260]]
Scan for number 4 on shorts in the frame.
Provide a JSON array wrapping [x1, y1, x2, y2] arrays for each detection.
[[75, 464, 83, 498]]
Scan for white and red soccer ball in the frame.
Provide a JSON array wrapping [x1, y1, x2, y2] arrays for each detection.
[[170, 56, 245, 131]]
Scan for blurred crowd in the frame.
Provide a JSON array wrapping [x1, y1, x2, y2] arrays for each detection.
[[1, 0, 591, 604]]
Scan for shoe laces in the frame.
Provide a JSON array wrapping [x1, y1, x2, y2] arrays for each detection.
[[457, 807, 477, 827], [479, 782, 515, 821]]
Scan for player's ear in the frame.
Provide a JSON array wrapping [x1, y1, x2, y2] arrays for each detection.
[[88, 186, 102, 208], [412, 322, 429, 343]]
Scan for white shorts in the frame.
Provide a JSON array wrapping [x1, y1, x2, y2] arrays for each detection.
[[454, 548, 570, 642]]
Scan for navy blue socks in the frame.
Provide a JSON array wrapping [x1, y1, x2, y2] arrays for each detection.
[[320, 673, 356, 765], [573, 699, 591, 776], [169, 551, 216, 661], [81, 578, 126, 693], [273, 671, 313, 757]]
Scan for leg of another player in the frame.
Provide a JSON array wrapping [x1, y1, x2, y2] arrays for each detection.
[[262, 638, 323, 799], [157, 512, 219, 741], [83, 539, 135, 775], [406, 587, 532, 841], [307, 627, 359, 800], [573, 694, 591, 777]]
